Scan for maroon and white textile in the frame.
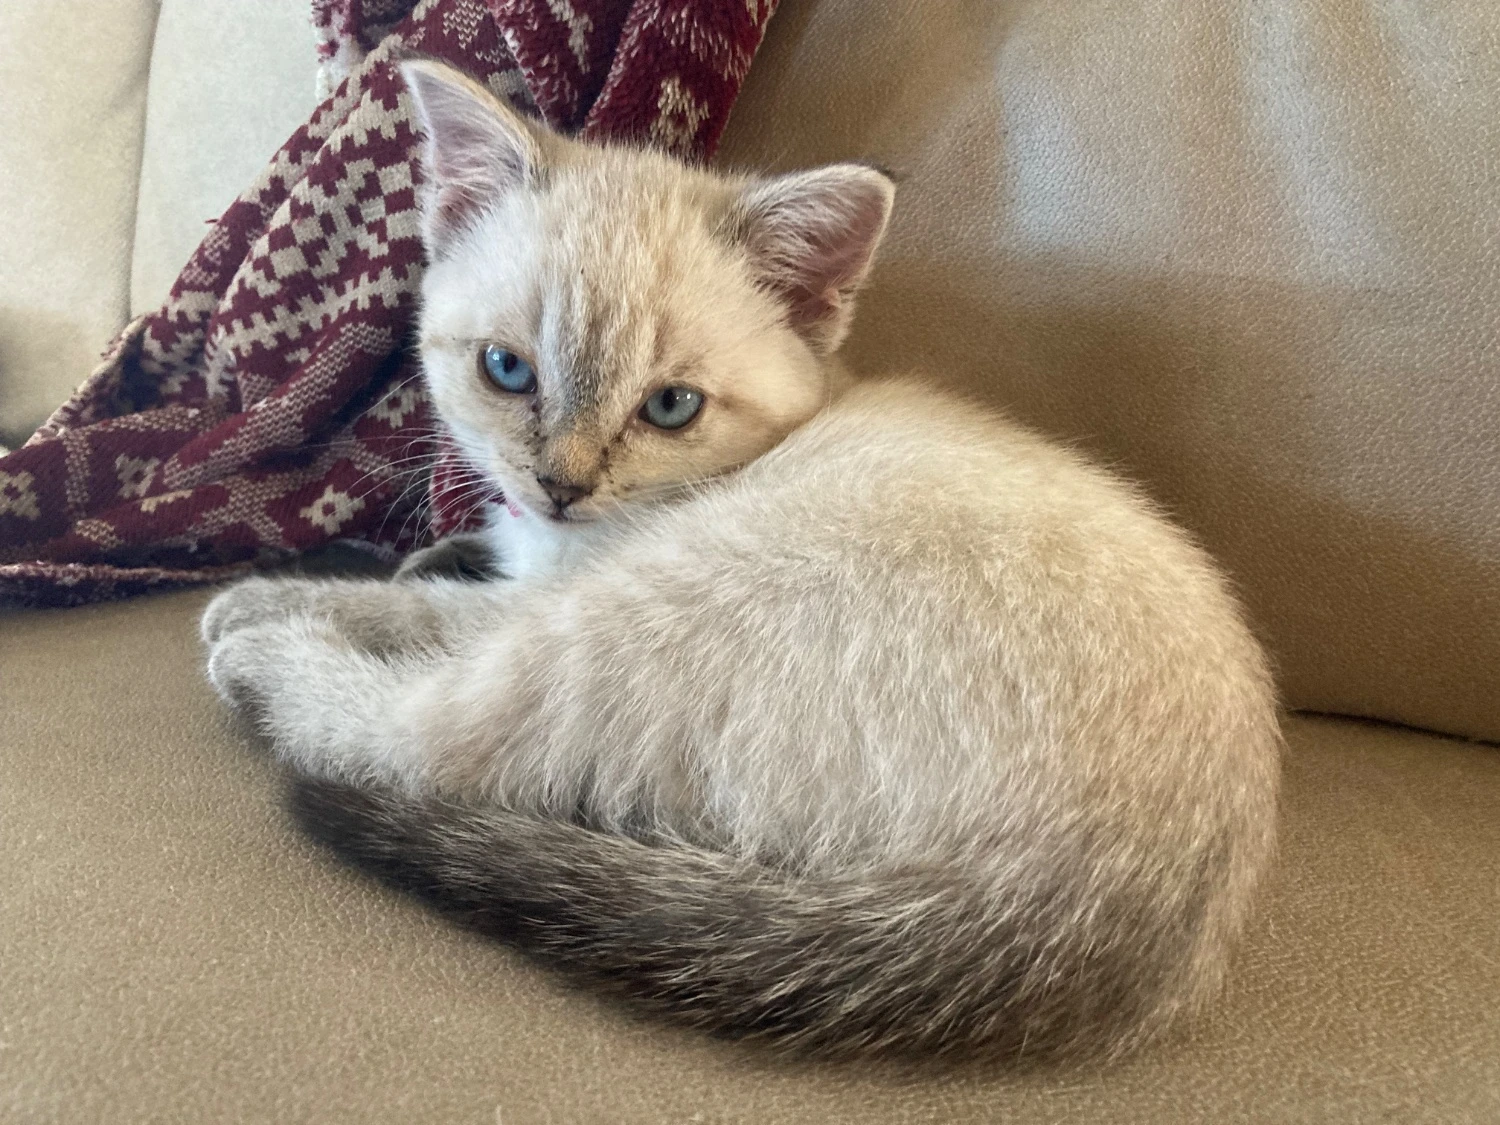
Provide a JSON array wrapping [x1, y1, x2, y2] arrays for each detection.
[[0, 0, 777, 607]]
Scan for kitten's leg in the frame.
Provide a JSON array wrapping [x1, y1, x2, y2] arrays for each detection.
[[201, 575, 502, 654], [203, 602, 614, 808], [393, 533, 496, 582], [206, 616, 437, 785], [207, 551, 732, 818]]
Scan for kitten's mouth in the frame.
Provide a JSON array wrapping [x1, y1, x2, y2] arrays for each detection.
[[548, 507, 599, 524], [493, 485, 592, 525], [506, 495, 593, 525]]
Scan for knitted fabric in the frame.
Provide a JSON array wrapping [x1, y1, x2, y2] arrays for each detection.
[[0, 0, 777, 607]]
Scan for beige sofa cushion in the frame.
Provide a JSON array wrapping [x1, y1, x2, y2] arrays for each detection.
[[719, 0, 1500, 742], [130, 0, 320, 315], [5, 0, 1495, 740], [4, 591, 1499, 1122], [0, 0, 157, 448], [0, 0, 317, 447]]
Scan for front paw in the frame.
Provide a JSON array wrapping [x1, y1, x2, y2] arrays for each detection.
[[394, 533, 496, 581], [205, 622, 288, 711], [201, 577, 319, 644]]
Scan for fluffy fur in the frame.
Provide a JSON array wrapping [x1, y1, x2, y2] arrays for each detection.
[[201, 59, 1281, 1059]]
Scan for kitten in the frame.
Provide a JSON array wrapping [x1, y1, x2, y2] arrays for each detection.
[[201, 59, 1281, 1059]]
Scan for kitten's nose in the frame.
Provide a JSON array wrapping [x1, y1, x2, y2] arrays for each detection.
[[536, 475, 592, 511]]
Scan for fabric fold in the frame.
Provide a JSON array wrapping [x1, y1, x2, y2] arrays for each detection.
[[1, 0, 777, 608]]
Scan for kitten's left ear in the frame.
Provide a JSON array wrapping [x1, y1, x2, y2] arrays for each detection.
[[733, 164, 896, 353], [400, 59, 546, 255]]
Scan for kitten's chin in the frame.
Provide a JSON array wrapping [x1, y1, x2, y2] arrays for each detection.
[[488, 473, 607, 526], [503, 494, 595, 526]]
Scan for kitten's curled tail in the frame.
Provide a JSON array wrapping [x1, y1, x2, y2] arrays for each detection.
[[290, 776, 1212, 1059]]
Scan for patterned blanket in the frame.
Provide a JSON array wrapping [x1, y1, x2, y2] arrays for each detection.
[[0, 0, 777, 607]]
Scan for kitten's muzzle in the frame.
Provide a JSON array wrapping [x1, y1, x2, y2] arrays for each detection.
[[537, 475, 593, 516]]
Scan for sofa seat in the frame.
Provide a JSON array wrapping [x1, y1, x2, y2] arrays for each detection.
[[3, 591, 1498, 1123], [5, 0, 1499, 1119]]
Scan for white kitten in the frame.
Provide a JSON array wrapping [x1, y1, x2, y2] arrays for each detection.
[[201, 60, 1280, 1059]]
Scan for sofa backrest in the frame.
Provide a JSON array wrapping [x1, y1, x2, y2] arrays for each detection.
[[0, 0, 156, 448], [4, 0, 1495, 741], [719, 0, 1500, 742], [0, 0, 318, 449]]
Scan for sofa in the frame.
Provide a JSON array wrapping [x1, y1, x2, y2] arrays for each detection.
[[4, 1, 1498, 1121]]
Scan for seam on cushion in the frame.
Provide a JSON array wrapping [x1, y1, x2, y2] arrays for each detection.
[[125, 0, 166, 321]]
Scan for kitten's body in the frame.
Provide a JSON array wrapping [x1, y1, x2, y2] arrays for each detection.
[[202, 61, 1280, 1058]]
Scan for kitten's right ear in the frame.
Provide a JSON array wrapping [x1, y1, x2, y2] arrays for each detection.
[[732, 164, 895, 354], [400, 59, 543, 254]]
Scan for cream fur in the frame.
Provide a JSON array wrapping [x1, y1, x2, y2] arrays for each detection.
[[200, 60, 1281, 1059]]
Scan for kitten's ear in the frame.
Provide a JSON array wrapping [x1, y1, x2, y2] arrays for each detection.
[[400, 59, 544, 254], [733, 164, 895, 353]]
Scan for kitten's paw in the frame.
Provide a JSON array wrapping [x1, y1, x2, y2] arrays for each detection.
[[206, 616, 349, 713], [205, 622, 288, 711], [200, 577, 320, 644], [395, 533, 495, 581], [205, 620, 402, 780]]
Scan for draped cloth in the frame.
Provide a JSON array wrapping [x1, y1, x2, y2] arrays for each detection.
[[0, 0, 777, 607]]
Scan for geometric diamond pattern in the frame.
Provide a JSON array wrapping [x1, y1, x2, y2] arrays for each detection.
[[0, 0, 780, 608]]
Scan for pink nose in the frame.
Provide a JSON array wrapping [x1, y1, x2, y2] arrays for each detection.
[[536, 476, 591, 510]]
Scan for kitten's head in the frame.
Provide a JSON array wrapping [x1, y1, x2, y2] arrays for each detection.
[[402, 60, 894, 524]]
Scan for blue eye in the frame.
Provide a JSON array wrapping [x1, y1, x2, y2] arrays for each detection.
[[482, 345, 536, 393], [640, 386, 703, 430]]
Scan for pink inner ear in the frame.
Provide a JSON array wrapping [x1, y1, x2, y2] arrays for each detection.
[[403, 63, 536, 247], [422, 110, 530, 241], [426, 111, 529, 191], [787, 195, 888, 329], [741, 170, 893, 338]]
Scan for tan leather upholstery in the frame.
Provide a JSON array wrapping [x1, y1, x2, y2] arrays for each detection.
[[3, 0, 1494, 736], [7, 8, 1499, 1114], [131, 0, 320, 315], [719, 0, 1500, 742], [0, 0, 156, 448], [0, 0, 317, 448], [4, 591, 1499, 1122]]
